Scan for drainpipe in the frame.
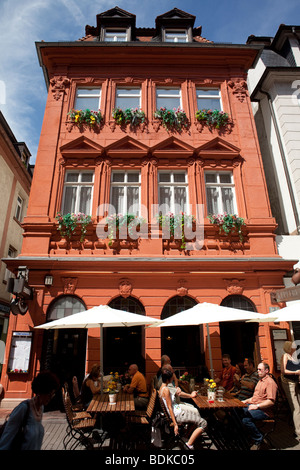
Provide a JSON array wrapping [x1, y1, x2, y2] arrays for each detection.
[[259, 89, 300, 234]]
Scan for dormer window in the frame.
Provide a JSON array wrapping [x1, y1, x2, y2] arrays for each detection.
[[164, 30, 188, 43], [104, 28, 128, 42]]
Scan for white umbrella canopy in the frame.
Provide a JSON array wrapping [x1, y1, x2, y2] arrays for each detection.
[[246, 302, 300, 323], [149, 302, 263, 378], [35, 304, 158, 392]]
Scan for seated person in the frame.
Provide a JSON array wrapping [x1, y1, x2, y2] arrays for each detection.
[[240, 362, 278, 450], [123, 364, 149, 409], [159, 368, 207, 450], [215, 354, 236, 391], [80, 364, 101, 407], [228, 362, 246, 396], [154, 355, 178, 390], [237, 358, 259, 401]]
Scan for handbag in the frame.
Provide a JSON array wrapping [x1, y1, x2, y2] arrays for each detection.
[[0, 400, 30, 449]]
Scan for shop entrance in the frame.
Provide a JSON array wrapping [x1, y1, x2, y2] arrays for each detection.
[[41, 295, 87, 409], [161, 296, 206, 377], [219, 295, 259, 365], [105, 296, 146, 374]]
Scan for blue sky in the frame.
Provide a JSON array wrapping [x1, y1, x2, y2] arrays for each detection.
[[0, 0, 299, 163]]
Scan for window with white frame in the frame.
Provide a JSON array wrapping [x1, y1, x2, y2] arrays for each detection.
[[156, 87, 181, 110], [74, 88, 101, 111], [15, 195, 24, 222], [164, 30, 188, 42], [115, 88, 141, 110], [158, 171, 188, 213], [104, 29, 128, 42], [61, 171, 94, 215], [196, 88, 222, 111], [110, 171, 141, 215], [205, 171, 236, 215]]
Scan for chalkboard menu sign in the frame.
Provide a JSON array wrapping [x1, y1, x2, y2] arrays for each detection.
[[8, 331, 33, 373]]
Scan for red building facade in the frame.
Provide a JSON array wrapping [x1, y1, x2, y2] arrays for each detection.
[[1, 8, 295, 405]]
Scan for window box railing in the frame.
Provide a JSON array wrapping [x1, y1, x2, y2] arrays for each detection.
[[67, 108, 103, 128], [105, 213, 147, 247], [207, 213, 245, 241], [56, 212, 92, 243], [157, 212, 196, 249], [112, 108, 146, 128]]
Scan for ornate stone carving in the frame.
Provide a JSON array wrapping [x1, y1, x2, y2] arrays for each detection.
[[50, 76, 70, 101], [224, 278, 245, 295], [62, 277, 78, 294], [228, 80, 248, 103], [119, 279, 133, 298], [177, 279, 188, 297]]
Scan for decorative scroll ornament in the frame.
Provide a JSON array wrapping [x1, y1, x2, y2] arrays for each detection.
[[228, 80, 248, 103], [62, 277, 78, 294], [119, 279, 133, 298], [177, 279, 188, 297], [224, 278, 245, 295], [50, 76, 70, 101]]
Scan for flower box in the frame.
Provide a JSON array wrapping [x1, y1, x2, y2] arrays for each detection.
[[154, 107, 189, 131], [195, 109, 232, 131], [67, 108, 102, 127]]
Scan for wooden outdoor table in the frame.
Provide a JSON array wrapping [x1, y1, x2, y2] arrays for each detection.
[[193, 393, 246, 410], [87, 390, 135, 414], [192, 393, 250, 450]]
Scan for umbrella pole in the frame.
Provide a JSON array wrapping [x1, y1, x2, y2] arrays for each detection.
[[206, 323, 214, 379], [100, 324, 104, 394]]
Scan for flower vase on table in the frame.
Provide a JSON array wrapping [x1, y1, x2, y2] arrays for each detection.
[[205, 378, 217, 403], [109, 392, 117, 405]]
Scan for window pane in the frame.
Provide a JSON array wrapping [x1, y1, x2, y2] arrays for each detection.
[[156, 88, 181, 109], [206, 187, 219, 214], [221, 188, 234, 213], [173, 173, 186, 183], [220, 174, 232, 184], [159, 187, 171, 210], [197, 98, 221, 110], [159, 173, 171, 183], [174, 187, 187, 211], [197, 89, 220, 96], [112, 173, 124, 183], [165, 31, 187, 42], [81, 172, 94, 183], [205, 173, 217, 183], [79, 187, 92, 214], [62, 187, 77, 214], [66, 173, 79, 183], [105, 30, 127, 42], [111, 187, 124, 213], [127, 173, 139, 183], [116, 88, 140, 110], [75, 89, 101, 111], [127, 187, 139, 214]]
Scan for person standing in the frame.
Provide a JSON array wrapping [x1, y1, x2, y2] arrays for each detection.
[[0, 371, 59, 450], [280, 341, 300, 441]]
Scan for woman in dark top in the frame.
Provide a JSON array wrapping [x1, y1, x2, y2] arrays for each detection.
[[281, 341, 300, 441], [80, 364, 101, 407]]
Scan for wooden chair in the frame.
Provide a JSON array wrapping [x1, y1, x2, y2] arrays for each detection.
[[158, 394, 190, 450], [61, 388, 102, 450]]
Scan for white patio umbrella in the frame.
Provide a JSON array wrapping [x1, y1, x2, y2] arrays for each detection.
[[35, 304, 158, 393], [246, 302, 300, 339], [149, 302, 264, 378]]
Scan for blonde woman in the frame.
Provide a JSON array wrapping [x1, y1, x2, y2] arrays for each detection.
[[281, 341, 300, 440]]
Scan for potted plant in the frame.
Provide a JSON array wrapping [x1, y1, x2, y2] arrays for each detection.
[[154, 107, 189, 131], [107, 372, 119, 404], [67, 108, 102, 127], [205, 378, 217, 402], [207, 213, 245, 241], [195, 109, 231, 130], [105, 213, 146, 246], [157, 211, 195, 249], [56, 212, 92, 243], [112, 107, 146, 128]]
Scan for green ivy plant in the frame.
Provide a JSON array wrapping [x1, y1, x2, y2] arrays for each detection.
[[195, 109, 231, 130], [154, 107, 189, 131], [157, 211, 195, 249], [105, 213, 146, 246], [67, 108, 102, 126], [56, 212, 92, 243], [207, 213, 245, 241], [112, 108, 146, 127]]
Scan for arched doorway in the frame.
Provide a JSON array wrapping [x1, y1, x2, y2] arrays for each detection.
[[41, 295, 87, 402], [220, 295, 259, 365], [105, 297, 146, 373], [161, 296, 204, 374]]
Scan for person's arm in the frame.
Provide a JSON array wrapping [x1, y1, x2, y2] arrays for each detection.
[[86, 379, 101, 395], [176, 388, 197, 399], [124, 375, 136, 394], [163, 388, 178, 435], [0, 402, 28, 450], [282, 354, 300, 376], [248, 399, 274, 411], [172, 373, 178, 387]]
